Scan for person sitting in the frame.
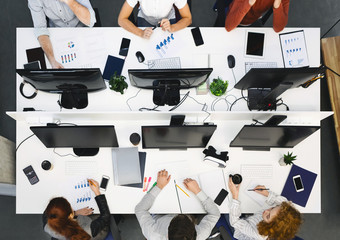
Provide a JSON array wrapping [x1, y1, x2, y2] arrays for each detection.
[[135, 169, 220, 240], [28, 0, 96, 68], [43, 179, 110, 240], [227, 176, 302, 240], [118, 0, 192, 39], [225, 0, 289, 33]]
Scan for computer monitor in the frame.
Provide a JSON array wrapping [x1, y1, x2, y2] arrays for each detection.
[[30, 125, 119, 156], [229, 125, 320, 151], [234, 67, 323, 110], [128, 68, 213, 106], [142, 124, 217, 149], [16, 68, 106, 109]]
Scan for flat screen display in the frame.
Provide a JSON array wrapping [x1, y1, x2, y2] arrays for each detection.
[[246, 32, 265, 57], [142, 125, 217, 149], [30, 125, 119, 148], [230, 125, 320, 149]]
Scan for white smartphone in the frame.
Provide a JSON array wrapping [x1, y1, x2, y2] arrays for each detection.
[[100, 175, 110, 191], [293, 175, 304, 192]]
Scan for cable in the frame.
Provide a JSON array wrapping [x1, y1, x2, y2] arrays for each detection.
[[126, 89, 142, 111], [169, 91, 190, 111], [16, 134, 35, 152], [139, 105, 160, 111], [226, 68, 237, 93], [321, 18, 340, 39], [323, 65, 340, 77], [229, 97, 247, 111], [53, 148, 79, 158]]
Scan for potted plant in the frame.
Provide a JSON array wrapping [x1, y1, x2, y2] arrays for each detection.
[[279, 152, 297, 166], [209, 77, 228, 96], [109, 72, 128, 94]]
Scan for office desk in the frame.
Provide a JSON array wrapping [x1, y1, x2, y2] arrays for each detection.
[[17, 27, 321, 112]]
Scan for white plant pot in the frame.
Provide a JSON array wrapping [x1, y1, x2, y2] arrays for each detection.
[[279, 157, 288, 166]]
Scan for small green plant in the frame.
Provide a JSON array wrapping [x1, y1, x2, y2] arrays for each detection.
[[109, 72, 128, 94], [209, 77, 228, 96], [283, 152, 297, 165]]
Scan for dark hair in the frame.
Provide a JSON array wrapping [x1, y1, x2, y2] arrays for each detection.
[[257, 201, 302, 240], [45, 197, 91, 240], [168, 214, 197, 240]]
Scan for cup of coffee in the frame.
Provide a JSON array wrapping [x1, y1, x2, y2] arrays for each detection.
[[41, 160, 53, 171], [230, 174, 242, 184]]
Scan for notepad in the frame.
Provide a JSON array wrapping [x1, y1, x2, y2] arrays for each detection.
[[102, 55, 125, 80], [112, 147, 141, 185]]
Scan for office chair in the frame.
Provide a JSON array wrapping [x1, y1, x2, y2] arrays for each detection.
[[213, 0, 273, 27]]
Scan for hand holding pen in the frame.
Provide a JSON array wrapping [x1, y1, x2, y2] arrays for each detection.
[[249, 185, 269, 197], [88, 179, 100, 196]]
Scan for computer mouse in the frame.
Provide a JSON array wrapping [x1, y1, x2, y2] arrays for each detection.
[[135, 51, 145, 63], [227, 55, 235, 69]]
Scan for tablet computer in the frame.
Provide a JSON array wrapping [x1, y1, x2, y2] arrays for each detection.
[[244, 31, 266, 58]]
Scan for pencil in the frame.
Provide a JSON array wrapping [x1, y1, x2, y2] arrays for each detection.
[[248, 188, 269, 191], [176, 184, 190, 198], [88, 179, 96, 187]]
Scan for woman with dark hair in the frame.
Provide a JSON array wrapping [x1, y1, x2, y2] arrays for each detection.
[[43, 179, 111, 240], [228, 177, 302, 240]]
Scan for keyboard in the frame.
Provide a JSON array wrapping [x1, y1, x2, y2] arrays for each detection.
[[148, 57, 181, 69], [245, 62, 277, 73], [65, 161, 97, 176], [241, 164, 273, 179]]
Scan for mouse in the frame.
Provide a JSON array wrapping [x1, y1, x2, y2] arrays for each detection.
[[135, 51, 145, 63], [227, 55, 235, 69]]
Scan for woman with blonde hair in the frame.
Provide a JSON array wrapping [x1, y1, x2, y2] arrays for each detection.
[[228, 177, 302, 240]]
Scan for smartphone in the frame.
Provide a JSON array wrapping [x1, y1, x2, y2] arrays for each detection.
[[293, 175, 304, 192], [23, 165, 39, 185], [245, 31, 265, 58], [191, 27, 204, 46], [119, 38, 131, 56], [100, 175, 110, 191], [214, 189, 229, 206]]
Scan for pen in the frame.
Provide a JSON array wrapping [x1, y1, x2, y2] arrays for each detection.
[[142, 177, 147, 192], [147, 182, 157, 193], [88, 179, 96, 187], [247, 188, 269, 191], [145, 177, 152, 192], [152, 22, 161, 30], [175, 184, 190, 198]]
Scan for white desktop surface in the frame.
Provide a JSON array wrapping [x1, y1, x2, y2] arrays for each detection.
[[16, 27, 320, 112]]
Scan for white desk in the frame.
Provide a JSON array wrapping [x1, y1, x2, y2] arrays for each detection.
[[16, 27, 321, 112]]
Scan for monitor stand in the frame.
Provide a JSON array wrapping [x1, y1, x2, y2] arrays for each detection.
[[153, 80, 180, 106], [59, 84, 88, 109], [73, 148, 99, 157]]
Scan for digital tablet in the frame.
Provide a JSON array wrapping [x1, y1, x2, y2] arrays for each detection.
[[244, 31, 266, 58]]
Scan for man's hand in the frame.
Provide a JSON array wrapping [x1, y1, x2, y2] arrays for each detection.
[[273, 0, 282, 8], [142, 28, 153, 39], [88, 179, 101, 196], [156, 169, 171, 189], [75, 207, 93, 216], [249, 0, 256, 6], [50, 59, 64, 69], [160, 19, 172, 32], [228, 177, 240, 200], [254, 185, 269, 197], [183, 178, 201, 195]]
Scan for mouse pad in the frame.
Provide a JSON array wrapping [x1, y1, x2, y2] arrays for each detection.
[[103, 55, 125, 80]]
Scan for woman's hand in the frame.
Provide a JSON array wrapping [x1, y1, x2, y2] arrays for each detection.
[[183, 178, 201, 195], [74, 207, 94, 216], [249, 0, 256, 6], [228, 176, 240, 200], [160, 19, 172, 32], [156, 169, 171, 189], [273, 0, 282, 8], [254, 185, 269, 197], [88, 179, 101, 196]]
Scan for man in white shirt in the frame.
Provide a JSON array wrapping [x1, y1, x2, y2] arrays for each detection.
[[118, 0, 192, 39], [28, 0, 96, 68]]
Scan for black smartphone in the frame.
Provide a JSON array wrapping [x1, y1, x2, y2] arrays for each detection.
[[214, 189, 229, 206], [23, 165, 39, 185], [119, 38, 131, 56], [100, 175, 110, 191], [191, 27, 204, 46]]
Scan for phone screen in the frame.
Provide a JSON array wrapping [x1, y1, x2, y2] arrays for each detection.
[[246, 32, 265, 56], [119, 38, 131, 56], [100, 177, 109, 189], [191, 27, 204, 46], [293, 176, 303, 190]]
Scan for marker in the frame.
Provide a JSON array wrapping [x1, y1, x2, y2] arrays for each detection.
[[145, 177, 152, 192], [176, 184, 190, 198], [88, 179, 96, 187], [147, 182, 157, 193], [247, 188, 269, 191], [143, 177, 147, 192]]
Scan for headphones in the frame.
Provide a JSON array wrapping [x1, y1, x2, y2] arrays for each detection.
[[20, 81, 38, 99]]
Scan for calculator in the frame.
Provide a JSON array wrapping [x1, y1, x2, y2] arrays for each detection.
[[23, 165, 39, 185]]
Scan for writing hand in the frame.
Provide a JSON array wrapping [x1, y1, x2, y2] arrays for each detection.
[[156, 169, 171, 189], [88, 179, 100, 196], [142, 28, 153, 39], [160, 19, 172, 32], [254, 185, 269, 197], [183, 178, 201, 195]]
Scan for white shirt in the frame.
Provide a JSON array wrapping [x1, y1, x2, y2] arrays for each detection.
[[126, 0, 187, 25]]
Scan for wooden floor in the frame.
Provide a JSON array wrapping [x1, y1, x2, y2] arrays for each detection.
[[321, 36, 340, 154]]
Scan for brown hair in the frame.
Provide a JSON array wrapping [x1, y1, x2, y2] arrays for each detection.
[[257, 201, 302, 240], [168, 214, 197, 240], [45, 197, 91, 240]]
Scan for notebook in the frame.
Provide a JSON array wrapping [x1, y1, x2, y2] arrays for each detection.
[[122, 152, 146, 188], [112, 147, 141, 185], [102, 55, 125, 80]]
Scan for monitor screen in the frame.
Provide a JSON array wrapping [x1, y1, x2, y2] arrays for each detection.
[[142, 125, 217, 149], [16, 68, 106, 93], [30, 125, 119, 148], [230, 125, 320, 150]]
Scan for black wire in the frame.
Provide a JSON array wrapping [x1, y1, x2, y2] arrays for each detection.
[[169, 91, 190, 111], [323, 65, 340, 77], [229, 97, 247, 111], [16, 134, 35, 152], [321, 18, 340, 39]]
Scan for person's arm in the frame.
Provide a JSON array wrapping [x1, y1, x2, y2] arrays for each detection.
[[225, 0, 254, 32], [118, 1, 153, 39], [59, 0, 95, 27], [160, 3, 192, 32], [272, 0, 290, 32], [38, 35, 63, 69], [253, 185, 287, 206]]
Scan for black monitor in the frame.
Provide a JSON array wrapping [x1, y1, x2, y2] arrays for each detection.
[[30, 125, 119, 156], [128, 68, 213, 106], [142, 124, 217, 149], [229, 125, 320, 151], [234, 67, 323, 110], [16, 68, 106, 109]]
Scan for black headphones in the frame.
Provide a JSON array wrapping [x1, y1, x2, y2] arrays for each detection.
[[19, 81, 38, 99]]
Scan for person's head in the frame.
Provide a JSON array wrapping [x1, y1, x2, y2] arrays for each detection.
[[257, 201, 302, 240], [168, 214, 197, 240], [45, 197, 91, 240]]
